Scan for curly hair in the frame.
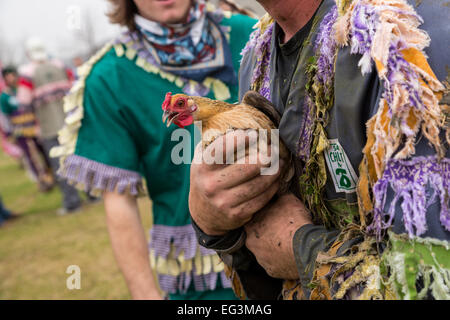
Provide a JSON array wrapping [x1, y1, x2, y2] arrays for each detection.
[[107, 0, 139, 31]]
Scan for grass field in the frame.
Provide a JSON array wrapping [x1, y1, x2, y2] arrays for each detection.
[[0, 150, 153, 299]]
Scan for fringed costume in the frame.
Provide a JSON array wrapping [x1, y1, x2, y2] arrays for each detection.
[[52, 3, 256, 299], [208, 0, 449, 300]]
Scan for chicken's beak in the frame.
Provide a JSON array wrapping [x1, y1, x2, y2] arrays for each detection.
[[162, 110, 179, 127], [162, 110, 171, 123]]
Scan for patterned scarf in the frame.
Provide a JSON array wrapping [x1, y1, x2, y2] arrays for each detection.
[[135, 0, 236, 84]]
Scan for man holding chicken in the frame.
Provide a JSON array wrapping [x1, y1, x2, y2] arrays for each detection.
[[190, 0, 450, 300]]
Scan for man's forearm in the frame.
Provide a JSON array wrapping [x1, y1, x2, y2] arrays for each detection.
[[104, 192, 161, 300]]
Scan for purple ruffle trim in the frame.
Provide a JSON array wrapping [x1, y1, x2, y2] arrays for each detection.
[[150, 224, 231, 294], [150, 224, 218, 259], [249, 23, 274, 101], [159, 271, 231, 294], [59, 154, 143, 196], [315, 5, 338, 91], [369, 156, 450, 240]]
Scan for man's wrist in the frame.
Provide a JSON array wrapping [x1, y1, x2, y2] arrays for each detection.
[[191, 217, 245, 252], [197, 222, 228, 237]]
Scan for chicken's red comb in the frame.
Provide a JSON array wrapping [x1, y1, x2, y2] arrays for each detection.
[[162, 92, 172, 111]]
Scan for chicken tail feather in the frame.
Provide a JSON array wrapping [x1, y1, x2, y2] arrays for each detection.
[[242, 91, 281, 127]]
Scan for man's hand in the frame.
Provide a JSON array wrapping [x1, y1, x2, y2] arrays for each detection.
[[189, 130, 284, 236], [245, 193, 312, 280]]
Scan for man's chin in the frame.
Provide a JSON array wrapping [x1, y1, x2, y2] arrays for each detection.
[[158, 2, 191, 24]]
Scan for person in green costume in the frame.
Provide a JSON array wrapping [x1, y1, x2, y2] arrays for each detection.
[[0, 66, 52, 192], [51, 0, 256, 299]]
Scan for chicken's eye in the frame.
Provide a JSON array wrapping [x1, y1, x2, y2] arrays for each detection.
[[177, 100, 184, 107]]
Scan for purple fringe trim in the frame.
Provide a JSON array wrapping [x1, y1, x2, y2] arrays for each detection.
[[59, 154, 143, 196], [369, 156, 450, 240], [349, 4, 448, 239], [314, 6, 338, 92], [297, 6, 338, 162], [349, 3, 377, 68], [159, 271, 231, 294], [248, 23, 274, 101], [150, 224, 231, 294], [150, 224, 218, 260]]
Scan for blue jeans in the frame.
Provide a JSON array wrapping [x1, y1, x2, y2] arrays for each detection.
[[0, 197, 12, 226], [41, 137, 82, 210]]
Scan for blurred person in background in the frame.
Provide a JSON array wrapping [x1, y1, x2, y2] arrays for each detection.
[[16, 38, 82, 214], [0, 61, 5, 92], [0, 101, 23, 164], [0, 66, 53, 191], [51, 0, 256, 299], [0, 62, 19, 160], [0, 125, 23, 163], [0, 195, 19, 228]]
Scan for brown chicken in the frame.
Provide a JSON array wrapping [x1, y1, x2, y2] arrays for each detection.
[[161, 90, 293, 192]]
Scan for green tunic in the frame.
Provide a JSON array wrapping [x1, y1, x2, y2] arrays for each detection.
[[53, 12, 256, 299]]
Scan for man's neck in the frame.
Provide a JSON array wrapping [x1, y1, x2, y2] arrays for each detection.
[[257, 0, 322, 43]]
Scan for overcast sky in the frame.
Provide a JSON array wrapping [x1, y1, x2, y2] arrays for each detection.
[[0, 0, 265, 66], [0, 0, 122, 65]]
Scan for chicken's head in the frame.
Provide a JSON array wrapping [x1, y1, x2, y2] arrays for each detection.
[[161, 92, 197, 128]]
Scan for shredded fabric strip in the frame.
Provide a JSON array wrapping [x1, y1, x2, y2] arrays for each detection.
[[370, 156, 450, 239]]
